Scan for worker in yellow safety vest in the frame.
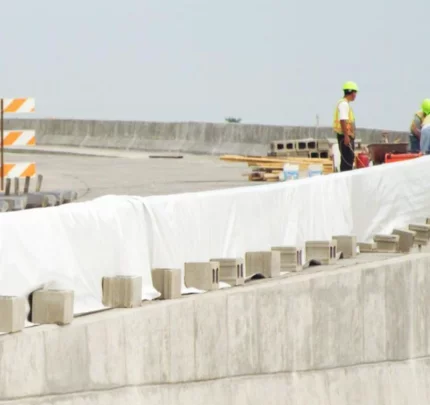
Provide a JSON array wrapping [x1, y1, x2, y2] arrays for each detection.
[[333, 81, 358, 171], [418, 100, 430, 154], [409, 99, 430, 152]]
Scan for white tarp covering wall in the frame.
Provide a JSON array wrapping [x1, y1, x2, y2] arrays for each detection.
[[0, 156, 430, 316]]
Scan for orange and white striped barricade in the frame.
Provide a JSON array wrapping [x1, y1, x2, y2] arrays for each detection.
[[0, 163, 36, 178], [0, 98, 36, 190], [3, 130, 36, 147]]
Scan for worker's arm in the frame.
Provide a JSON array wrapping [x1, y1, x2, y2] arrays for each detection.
[[411, 116, 421, 138], [340, 120, 351, 144]]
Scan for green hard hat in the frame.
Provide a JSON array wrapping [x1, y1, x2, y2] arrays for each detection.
[[342, 81, 359, 92], [422, 98, 430, 114]]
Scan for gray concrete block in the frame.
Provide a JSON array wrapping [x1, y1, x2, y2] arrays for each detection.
[[333, 235, 357, 258], [102, 275, 142, 308], [32, 289, 74, 325], [26, 192, 57, 208], [374, 234, 399, 253], [271, 246, 303, 272], [317, 138, 330, 151], [0, 196, 27, 210], [305, 240, 337, 264], [184, 261, 219, 291], [209, 258, 244, 286], [0, 296, 26, 333], [32, 190, 65, 205], [358, 242, 377, 252], [0, 200, 8, 212], [392, 228, 416, 253], [409, 224, 430, 245], [245, 251, 281, 278], [151, 268, 182, 299]]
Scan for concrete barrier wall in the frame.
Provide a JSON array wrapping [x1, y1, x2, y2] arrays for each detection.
[[5, 119, 409, 155], [1, 253, 430, 405]]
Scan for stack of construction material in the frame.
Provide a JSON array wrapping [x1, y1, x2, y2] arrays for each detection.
[[268, 138, 331, 159], [220, 155, 334, 182]]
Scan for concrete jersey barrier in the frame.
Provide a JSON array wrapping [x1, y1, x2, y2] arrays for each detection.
[[5, 118, 409, 155], [1, 253, 430, 404]]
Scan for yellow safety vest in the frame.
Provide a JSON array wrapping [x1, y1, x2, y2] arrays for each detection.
[[333, 98, 356, 137], [410, 110, 425, 133], [422, 113, 430, 127]]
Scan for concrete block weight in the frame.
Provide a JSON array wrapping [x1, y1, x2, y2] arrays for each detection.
[[245, 251, 281, 278], [209, 258, 245, 286], [317, 138, 330, 151], [333, 235, 357, 258], [151, 268, 182, 299], [26, 193, 56, 208], [373, 234, 399, 253], [0, 200, 8, 212], [408, 224, 430, 245], [392, 229, 416, 253], [31, 290, 74, 325], [102, 275, 142, 308], [0, 196, 27, 210], [184, 262, 219, 291], [305, 240, 337, 265], [0, 296, 26, 333], [358, 242, 376, 252], [271, 246, 303, 272], [296, 138, 317, 152]]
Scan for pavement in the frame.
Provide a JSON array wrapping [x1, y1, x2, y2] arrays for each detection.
[[4, 146, 260, 202]]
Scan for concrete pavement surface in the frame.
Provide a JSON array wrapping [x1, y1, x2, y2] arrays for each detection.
[[5, 146, 258, 202]]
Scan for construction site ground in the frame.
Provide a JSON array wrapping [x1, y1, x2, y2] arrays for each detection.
[[5, 147, 309, 202]]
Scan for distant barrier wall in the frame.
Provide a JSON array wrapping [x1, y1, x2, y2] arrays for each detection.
[[4, 119, 409, 155]]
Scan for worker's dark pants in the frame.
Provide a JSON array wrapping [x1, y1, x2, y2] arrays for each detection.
[[337, 133, 355, 172]]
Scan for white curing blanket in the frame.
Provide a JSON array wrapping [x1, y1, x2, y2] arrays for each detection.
[[0, 155, 430, 316]]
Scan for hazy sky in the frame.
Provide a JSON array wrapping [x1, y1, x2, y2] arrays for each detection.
[[2, 0, 426, 130]]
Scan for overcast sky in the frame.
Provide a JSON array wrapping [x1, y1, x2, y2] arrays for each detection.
[[2, 0, 426, 130]]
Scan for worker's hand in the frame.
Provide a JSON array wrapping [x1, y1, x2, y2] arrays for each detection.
[[344, 135, 350, 146]]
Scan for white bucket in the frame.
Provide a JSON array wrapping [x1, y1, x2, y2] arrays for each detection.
[[308, 164, 323, 177], [283, 164, 299, 180]]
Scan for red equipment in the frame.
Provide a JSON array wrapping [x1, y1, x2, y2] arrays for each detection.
[[355, 152, 370, 168], [384, 153, 422, 164]]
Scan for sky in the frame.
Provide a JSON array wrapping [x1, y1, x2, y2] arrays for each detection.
[[2, 0, 428, 130]]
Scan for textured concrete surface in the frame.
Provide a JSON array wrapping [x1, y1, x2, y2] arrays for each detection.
[[4, 118, 409, 156], [1, 252, 429, 404], [3, 148, 256, 202]]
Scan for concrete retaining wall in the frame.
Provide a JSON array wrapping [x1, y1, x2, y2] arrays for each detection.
[[1, 253, 429, 404], [5, 119, 409, 155]]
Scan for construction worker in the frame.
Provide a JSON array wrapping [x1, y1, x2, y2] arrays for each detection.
[[333, 81, 358, 171], [409, 99, 430, 152], [420, 100, 430, 154]]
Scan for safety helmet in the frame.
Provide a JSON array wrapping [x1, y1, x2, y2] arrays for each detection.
[[422, 98, 430, 115], [342, 81, 359, 92]]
